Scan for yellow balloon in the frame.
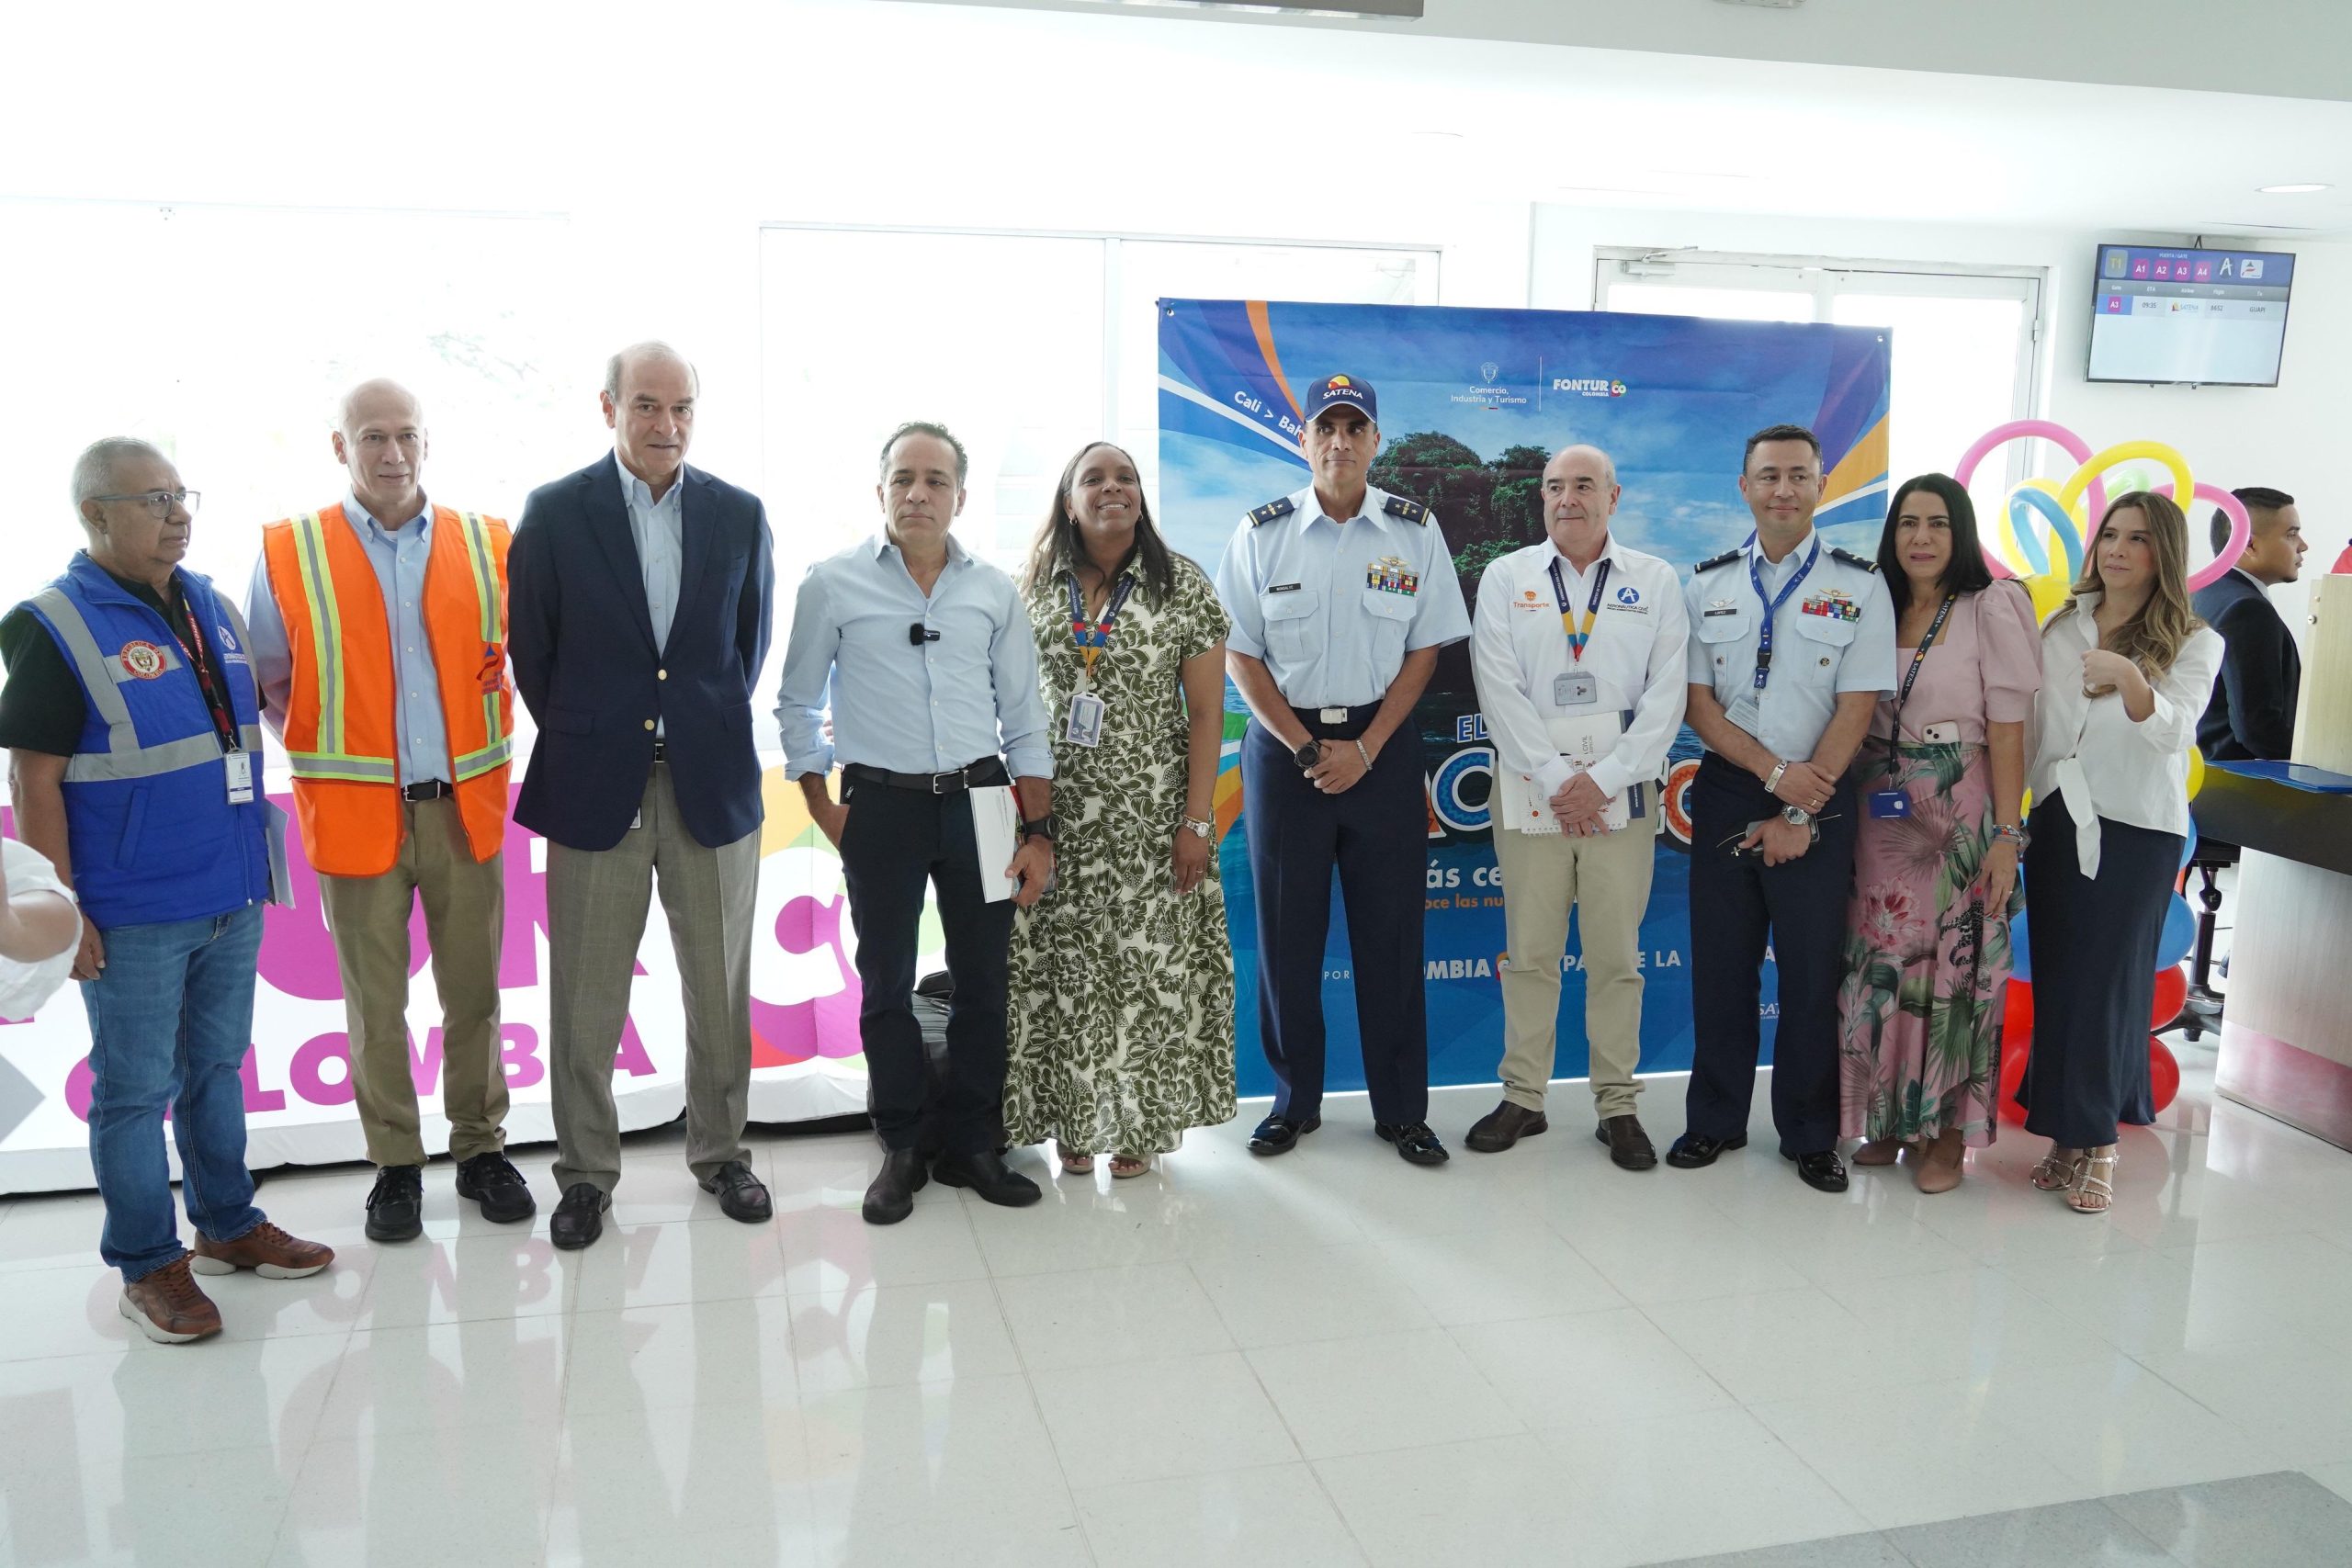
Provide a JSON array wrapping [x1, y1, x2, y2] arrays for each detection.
[[2056, 440, 2196, 525], [2186, 747, 2207, 801], [2025, 570, 2071, 622]]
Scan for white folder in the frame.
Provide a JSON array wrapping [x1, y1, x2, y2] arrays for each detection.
[[969, 784, 1023, 902], [1495, 713, 1629, 835]]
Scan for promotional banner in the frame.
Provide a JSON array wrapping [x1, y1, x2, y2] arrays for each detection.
[[1159, 299, 1892, 1099], [0, 777, 865, 1194]]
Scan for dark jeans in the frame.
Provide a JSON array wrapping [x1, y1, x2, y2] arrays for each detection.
[[839, 765, 1016, 1156], [79, 906, 268, 1281]]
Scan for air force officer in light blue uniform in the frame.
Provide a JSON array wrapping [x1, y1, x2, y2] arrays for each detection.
[[1214, 374, 1471, 1168]]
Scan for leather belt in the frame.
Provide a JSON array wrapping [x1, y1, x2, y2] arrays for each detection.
[[401, 780, 452, 802], [843, 759, 1008, 795]]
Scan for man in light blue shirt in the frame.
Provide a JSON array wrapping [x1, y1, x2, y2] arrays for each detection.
[[620, 463, 684, 734], [1213, 374, 1472, 1168], [776, 421, 1055, 1224]]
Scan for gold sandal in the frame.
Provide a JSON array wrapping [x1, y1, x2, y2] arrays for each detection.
[[2066, 1146, 2119, 1214], [1056, 1143, 1095, 1175], [1108, 1154, 1153, 1179], [2030, 1146, 2083, 1192]]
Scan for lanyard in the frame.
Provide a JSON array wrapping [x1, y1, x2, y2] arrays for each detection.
[[166, 592, 239, 752], [1890, 592, 1958, 740], [1747, 533, 1821, 691], [1067, 572, 1136, 675], [1545, 557, 1611, 664]]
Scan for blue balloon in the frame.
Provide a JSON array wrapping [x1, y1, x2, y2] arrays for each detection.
[[2178, 818, 2199, 872], [2010, 909, 2033, 982], [2155, 893, 2196, 969]]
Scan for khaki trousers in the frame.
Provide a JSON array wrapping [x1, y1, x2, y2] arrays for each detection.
[[546, 763, 759, 1195], [1491, 817, 1657, 1117], [317, 796, 508, 1168]]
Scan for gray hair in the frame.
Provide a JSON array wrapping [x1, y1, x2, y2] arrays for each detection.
[[878, 421, 969, 485], [1546, 444, 1618, 489], [70, 436, 169, 511], [603, 341, 700, 400]]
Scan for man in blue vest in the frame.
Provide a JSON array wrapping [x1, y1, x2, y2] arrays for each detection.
[[0, 437, 332, 1345]]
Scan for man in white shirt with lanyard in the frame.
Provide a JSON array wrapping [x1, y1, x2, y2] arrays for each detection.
[[1467, 446, 1689, 1168]]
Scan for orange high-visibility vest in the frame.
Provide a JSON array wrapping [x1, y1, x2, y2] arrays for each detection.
[[260, 503, 514, 878]]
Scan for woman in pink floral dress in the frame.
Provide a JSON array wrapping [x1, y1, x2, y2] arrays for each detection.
[[1836, 476, 2041, 1192]]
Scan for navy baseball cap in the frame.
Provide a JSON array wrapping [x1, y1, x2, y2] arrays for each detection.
[[1303, 374, 1377, 424]]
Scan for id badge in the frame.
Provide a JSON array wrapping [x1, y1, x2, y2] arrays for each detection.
[[1725, 692, 1763, 736], [1065, 691, 1106, 748], [1553, 671, 1599, 707], [1868, 790, 1911, 820], [223, 750, 254, 805]]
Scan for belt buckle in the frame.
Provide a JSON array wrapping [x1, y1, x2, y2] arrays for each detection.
[[1318, 706, 1347, 724], [931, 766, 964, 795]]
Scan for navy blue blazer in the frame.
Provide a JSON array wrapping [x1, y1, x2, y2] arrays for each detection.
[[2189, 569, 2300, 761], [509, 454, 775, 851]]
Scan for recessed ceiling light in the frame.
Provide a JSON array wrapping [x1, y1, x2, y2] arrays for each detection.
[[2257, 183, 2332, 194]]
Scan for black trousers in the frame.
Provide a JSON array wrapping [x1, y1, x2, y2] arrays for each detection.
[[1682, 752, 1859, 1155], [2019, 793, 2172, 1146], [839, 762, 1016, 1156], [1239, 707, 1429, 1126]]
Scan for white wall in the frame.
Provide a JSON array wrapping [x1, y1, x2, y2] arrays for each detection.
[[1532, 203, 2351, 637]]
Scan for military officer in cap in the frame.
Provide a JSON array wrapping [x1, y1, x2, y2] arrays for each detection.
[[1668, 423, 1894, 1193], [1214, 374, 1472, 1166]]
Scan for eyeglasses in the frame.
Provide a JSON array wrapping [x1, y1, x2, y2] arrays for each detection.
[[90, 490, 200, 518]]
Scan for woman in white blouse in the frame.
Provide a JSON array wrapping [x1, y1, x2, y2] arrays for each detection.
[[2021, 491, 2222, 1214]]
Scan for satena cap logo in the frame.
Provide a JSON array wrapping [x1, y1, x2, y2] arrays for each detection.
[[1305, 374, 1377, 423]]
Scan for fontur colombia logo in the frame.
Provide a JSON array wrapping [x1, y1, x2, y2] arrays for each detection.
[[1551, 377, 1629, 399]]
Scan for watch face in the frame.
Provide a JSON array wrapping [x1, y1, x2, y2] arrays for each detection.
[[1295, 741, 1322, 768]]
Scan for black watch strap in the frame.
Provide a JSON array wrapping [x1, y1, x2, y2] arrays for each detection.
[[1020, 815, 1056, 842]]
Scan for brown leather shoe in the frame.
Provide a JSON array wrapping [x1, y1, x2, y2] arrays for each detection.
[[1596, 1114, 1658, 1170], [189, 1222, 334, 1280], [1464, 1100, 1548, 1153], [119, 1257, 223, 1344]]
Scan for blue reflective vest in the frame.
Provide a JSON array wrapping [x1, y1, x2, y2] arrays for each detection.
[[22, 554, 273, 930]]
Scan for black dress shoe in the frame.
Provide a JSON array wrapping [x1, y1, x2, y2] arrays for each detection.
[[1664, 1132, 1748, 1169], [1247, 1113, 1320, 1156], [933, 1148, 1042, 1208], [1597, 1114, 1658, 1170], [364, 1165, 424, 1243], [862, 1147, 929, 1225], [550, 1182, 611, 1249], [698, 1160, 773, 1223], [1788, 1148, 1849, 1193], [1464, 1101, 1548, 1154], [455, 1151, 536, 1224], [1376, 1122, 1451, 1166]]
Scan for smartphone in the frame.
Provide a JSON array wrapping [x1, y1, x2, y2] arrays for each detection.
[[1920, 721, 1961, 745]]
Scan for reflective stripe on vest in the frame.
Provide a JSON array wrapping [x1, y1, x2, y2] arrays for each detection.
[[31, 587, 265, 783], [450, 511, 511, 783]]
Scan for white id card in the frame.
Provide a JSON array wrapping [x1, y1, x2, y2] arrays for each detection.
[[224, 750, 254, 805], [1065, 691, 1106, 748], [1554, 671, 1599, 706]]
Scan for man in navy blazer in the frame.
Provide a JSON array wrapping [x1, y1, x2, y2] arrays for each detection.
[[509, 342, 776, 1248], [2193, 486, 2306, 762]]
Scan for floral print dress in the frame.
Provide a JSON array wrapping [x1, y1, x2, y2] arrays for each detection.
[[1002, 555, 1237, 1156], [1836, 581, 2042, 1146]]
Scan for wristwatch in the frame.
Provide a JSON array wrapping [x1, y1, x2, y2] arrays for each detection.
[[1182, 816, 1215, 841], [1019, 815, 1057, 843], [1781, 804, 1813, 828], [1293, 739, 1324, 770]]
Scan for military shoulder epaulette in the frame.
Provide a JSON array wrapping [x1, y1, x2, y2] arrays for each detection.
[[1382, 494, 1429, 525], [1248, 496, 1295, 527], [1692, 548, 1742, 573], [1829, 547, 1880, 574]]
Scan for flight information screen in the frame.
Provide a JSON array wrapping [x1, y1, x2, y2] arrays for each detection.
[[2088, 244, 2294, 386]]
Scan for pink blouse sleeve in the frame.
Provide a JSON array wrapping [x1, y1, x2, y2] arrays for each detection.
[[1979, 579, 2043, 724]]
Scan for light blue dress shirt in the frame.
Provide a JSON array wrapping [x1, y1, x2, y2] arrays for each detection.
[[775, 533, 1055, 782], [246, 491, 453, 785], [622, 466, 684, 738], [1214, 483, 1472, 709], [1682, 528, 1896, 764]]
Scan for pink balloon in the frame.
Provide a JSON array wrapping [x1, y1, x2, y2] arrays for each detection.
[[1953, 421, 2106, 579], [2186, 484, 2252, 591]]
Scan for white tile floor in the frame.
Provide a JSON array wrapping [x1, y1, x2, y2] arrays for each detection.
[[3, 1063, 2350, 1567]]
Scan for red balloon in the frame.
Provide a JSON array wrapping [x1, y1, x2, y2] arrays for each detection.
[[1997, 1029, 2031, 1125], [2151, 965, 2188, 1030], [2149, 1037, 2180, 1113], [2004, 980, 2035, 1042]]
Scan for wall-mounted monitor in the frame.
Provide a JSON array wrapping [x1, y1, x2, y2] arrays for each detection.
[[2087, 243, 2294, 387]]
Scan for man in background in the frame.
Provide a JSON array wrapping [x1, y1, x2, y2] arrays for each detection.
[[2194, 486, 2306, 761]]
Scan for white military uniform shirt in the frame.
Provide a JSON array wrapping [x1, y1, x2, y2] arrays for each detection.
[[1683, 529, 1896, 764]]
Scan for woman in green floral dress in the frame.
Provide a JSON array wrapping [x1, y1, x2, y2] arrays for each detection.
[[1002, 442, 1236, 1178]]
